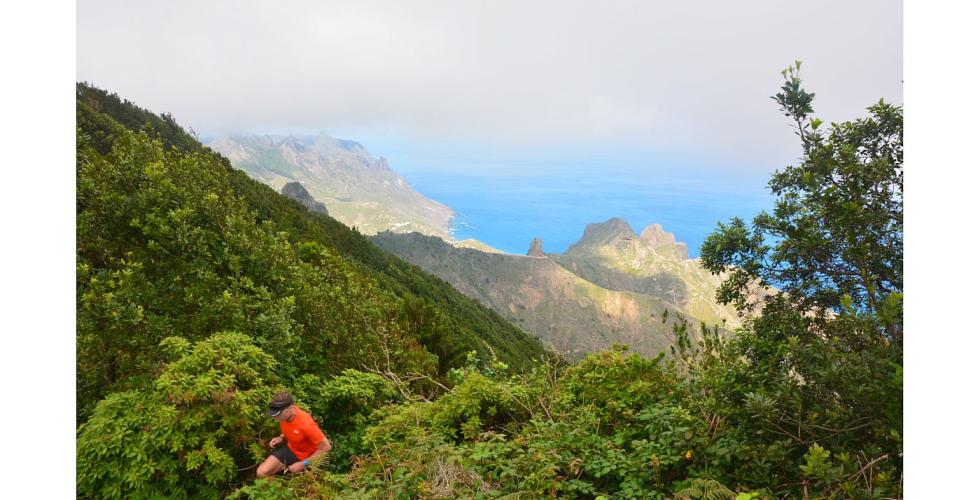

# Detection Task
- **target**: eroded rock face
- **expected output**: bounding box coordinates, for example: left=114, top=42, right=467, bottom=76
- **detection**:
left=281, top=181, right=328, bottom=214
left=669, top=242, right=690, bottom=260
left=527, top=237, right=545, bottom=257
left=639, top=223, right=675, bottom=246
left=640, top=224, right=688, bottom=260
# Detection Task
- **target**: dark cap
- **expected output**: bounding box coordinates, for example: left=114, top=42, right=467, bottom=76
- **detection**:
left=267, top=391, right=294, bottom=417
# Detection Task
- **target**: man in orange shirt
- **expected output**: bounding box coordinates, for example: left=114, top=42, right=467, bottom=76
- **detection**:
left=257, top=391, right=332, bottom=478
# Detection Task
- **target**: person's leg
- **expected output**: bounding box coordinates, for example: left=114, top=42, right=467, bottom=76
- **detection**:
left=257, top=446, right=299, bottom=478
left=256, top=455, right=284, bottom=478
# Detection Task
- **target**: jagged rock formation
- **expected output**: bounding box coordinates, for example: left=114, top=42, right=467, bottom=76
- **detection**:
left=527, top=238, right=545, bottom=257
left=281, top=181, right=328, bottom=214
left=207, top=134, right=454, bottom=238
left=640, top=223, right=689, bottom=260
left=556, top=218, right=743, bottom=327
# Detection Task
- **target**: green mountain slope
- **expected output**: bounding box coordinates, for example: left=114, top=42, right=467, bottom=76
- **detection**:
left=370, top=219, right=762, bottom=359
left=76, top=83, right=546, bottom=418
left=371, top=231, right=711, bottom=359
left=208, top=133, right=455, bottom=238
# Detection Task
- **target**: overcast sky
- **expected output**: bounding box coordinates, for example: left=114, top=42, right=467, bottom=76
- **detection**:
left=77, top=0, right=902, bottom=170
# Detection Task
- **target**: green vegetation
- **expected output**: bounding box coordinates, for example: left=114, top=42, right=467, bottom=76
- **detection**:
left=76, top=83, right=545, bottom=389
left=76, top=82, right=546, bottom=495
left=77, top=62, right=901, bottom=499
left=77, top=119, right=439, bottom=417
left=77, top=333, right=280, bottom=498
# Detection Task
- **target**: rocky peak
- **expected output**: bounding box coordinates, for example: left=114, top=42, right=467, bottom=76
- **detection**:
left=668, top=242, right=690, bottom=260
left=281, top=182, right=328, bottom=215
left=639, top=223, right=676, bottom=246
left=527, top=238, right=545, bottom=257
left=567, top=217, right=638, bottom=254
left=640, top=223, right=688, bottom=260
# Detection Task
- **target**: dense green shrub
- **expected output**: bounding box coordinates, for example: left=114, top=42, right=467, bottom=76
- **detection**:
left=76, top=333, right=279, bottom=498
left=290, top=369, right=401, bottom=473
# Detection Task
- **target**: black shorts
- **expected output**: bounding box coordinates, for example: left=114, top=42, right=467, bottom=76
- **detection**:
left=271, top=445, right=300, bottom=467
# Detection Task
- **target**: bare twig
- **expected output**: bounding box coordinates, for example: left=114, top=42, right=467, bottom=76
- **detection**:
left=849, top=453, right=889, bottom=488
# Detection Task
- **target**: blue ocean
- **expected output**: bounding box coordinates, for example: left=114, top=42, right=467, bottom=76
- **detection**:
left=370, top=147, right=778, bottom=258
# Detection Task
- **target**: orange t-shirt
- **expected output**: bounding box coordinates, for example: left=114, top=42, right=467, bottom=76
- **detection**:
left=279, top=407, right=326, bottom=460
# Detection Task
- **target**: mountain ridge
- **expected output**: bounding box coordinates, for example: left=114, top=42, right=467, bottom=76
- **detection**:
left=371, top=216, right=764, bottom=358
left=371, top=231, right=709, bottom=359
left=208, top=133, right=455, bottom=238
left=553, top=218, right=747, bottom=327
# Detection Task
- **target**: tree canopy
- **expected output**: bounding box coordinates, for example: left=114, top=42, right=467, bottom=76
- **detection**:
left=702, top=61, right=903, bottom=343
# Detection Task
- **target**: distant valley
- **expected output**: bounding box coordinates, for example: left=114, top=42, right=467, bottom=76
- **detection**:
left=372, top=218, right=756, bottom=359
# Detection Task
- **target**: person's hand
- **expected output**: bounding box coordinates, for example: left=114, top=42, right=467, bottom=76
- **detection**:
left=287, top=461, right=305, bottom=473
left=269, top=436, right=283, bottom=448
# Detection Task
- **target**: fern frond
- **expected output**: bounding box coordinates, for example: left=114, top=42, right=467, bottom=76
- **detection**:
left=673, top=477, right=737, bottom=500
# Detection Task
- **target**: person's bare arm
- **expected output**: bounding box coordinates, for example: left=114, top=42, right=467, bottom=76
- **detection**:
left=269, top=434, right=285, bottom=448
left=288, top=438, right=331, bottom=472
left=309, top=436, right=332, bottom=459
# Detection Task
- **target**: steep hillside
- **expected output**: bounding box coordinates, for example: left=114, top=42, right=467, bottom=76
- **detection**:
left=75, top=83, right=546, bottom=394
left=208, top=134, right=454, bottom=238
left=372, top=232, right=709, bottom=359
